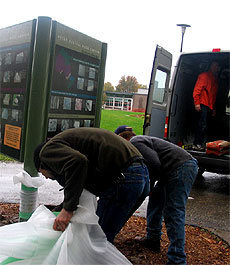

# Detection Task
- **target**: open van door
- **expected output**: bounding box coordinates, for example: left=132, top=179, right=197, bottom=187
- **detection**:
left=143, top=45, right=172, bottom=138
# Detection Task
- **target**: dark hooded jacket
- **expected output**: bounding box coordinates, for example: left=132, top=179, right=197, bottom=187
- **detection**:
left=39, top=128, right=143, bottom=211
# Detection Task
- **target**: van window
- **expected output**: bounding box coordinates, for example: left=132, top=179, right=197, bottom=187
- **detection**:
left=152, top=68, right=167, bottom=103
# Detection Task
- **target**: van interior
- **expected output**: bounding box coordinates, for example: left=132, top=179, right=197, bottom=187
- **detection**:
left=168, top=52, right=229, bottom=149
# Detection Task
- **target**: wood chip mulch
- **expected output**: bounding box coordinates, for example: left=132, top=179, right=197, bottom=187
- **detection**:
left=0, top=203, right=229, bottom=265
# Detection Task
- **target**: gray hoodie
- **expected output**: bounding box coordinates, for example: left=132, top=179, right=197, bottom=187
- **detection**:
left=130, top=135, right=193, bottom=184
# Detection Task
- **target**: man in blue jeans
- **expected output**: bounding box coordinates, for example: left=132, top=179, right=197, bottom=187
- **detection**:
left=116, top=126, right=198, bottom=265
left=33, top=127, right=150, bottom=243
left=96, top=160, right=149, bottom=242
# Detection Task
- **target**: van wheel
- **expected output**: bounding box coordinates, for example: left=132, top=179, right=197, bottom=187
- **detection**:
left=197, top=168, right=205, bottom=178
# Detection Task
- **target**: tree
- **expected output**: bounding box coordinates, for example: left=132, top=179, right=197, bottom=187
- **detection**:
left=116, top=76, right=139, bottom=93
left=102, top=82, right=114, bottom=106
left=103, top=82, right=114, bottom=91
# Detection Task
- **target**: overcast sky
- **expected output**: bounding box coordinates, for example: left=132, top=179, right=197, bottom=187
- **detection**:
left=0, top=0, right=229, bottom=86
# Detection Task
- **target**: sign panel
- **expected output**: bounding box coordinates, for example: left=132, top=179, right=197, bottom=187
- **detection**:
left=47, top=22, right=103, bottom=138
left=0, top=21, right=34, bottom=160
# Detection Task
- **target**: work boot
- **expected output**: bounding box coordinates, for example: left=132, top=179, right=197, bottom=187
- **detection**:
left=135, top=236, right=161, bottom=252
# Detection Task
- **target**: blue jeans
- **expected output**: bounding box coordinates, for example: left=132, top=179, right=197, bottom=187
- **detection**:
left=146, top=158, right=198, bottom=265
left=96, top=162, right=150, bottom=243
left=194, top=104, right=212, bottom=145
left=146, top=180, right=165, bottom=240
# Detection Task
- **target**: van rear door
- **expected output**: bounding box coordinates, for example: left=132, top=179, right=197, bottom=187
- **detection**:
left=143, top=45, right=172, bottom=137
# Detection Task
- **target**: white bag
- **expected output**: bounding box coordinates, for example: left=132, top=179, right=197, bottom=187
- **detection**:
left=13, top=170, right=46, bottom=188
left=0, top=189, right=132, bottom=265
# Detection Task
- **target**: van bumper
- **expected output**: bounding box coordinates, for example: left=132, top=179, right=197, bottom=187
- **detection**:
left=188, top=151, right=230, bottom=175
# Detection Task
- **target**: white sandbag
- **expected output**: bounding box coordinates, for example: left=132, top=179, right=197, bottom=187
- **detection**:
left=0, top=189, right=132, bottom=265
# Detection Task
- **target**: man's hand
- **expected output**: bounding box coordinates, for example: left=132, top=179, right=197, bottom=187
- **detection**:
left=195, top=104, right=201, bottom=112
left=53, top=208, right=73, bottom=232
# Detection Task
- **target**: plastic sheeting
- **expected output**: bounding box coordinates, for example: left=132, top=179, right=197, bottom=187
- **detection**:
left=13, top=171, right=45, bottom=188
left=0, top=189, right=132, bottom=265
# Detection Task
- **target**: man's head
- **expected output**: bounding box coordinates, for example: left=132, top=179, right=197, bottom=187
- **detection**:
left=114, top=125, right=133, bottom=135
left=209, top=61, right=220, bottom=76
left=115, top=125, right=136, bottom=141
left=33, top=142, right=56, bottom=180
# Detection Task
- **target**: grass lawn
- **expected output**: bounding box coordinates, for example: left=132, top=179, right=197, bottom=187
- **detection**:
left=0, top=153, right=15, bottom=162
left=100, top=109, right=145, bottom=135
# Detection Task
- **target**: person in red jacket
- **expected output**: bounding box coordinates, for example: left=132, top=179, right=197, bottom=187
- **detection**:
left=193, top=61, right=220, bottom=151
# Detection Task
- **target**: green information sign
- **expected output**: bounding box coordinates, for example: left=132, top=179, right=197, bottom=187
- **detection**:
left=0, top=17, right=107, bottom=170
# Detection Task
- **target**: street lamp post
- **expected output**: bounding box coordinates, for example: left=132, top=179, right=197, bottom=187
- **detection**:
left=177, top=24, right=191, bottom=52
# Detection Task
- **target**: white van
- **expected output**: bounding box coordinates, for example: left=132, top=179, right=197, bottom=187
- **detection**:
left=144, top=45, right=229, bottom=176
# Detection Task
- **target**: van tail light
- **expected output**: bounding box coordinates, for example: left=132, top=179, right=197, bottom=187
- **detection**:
left=164, top=116, right=169, bottom=138
left=212, top=48, right=221, bottom=52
